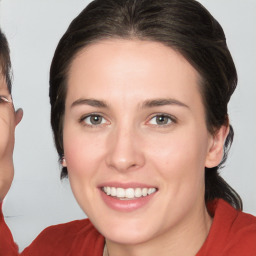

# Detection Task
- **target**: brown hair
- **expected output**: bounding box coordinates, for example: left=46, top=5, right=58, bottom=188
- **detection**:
left=0, top=28, right=12, bottom=92
left=49, top=0, right=242, bottom=209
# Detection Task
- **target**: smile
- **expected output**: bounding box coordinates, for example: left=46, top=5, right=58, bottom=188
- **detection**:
left=102, top=187, right=157, bottom=200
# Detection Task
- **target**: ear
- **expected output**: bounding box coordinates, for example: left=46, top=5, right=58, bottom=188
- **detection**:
left=205, top=125, right=230, bottom=168
left=15, top=108, right=23, bottom=126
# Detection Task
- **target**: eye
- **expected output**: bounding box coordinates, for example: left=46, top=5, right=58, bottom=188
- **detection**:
left=0, top=95, right=10, bottom=103
left=148, top=114, right=174, bottom=126
left=80, top=114, right=108, bottom=126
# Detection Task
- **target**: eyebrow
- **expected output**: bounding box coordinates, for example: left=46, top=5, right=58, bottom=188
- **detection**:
left=141, top=98, right=189, bottom=109
left=71, top=98, right=108, bottom=108
left=70, top=98, right=189, bottom=110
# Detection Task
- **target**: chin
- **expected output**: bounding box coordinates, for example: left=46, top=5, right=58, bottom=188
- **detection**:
left=104, top=227, right=155, bottom=245
left=90, top=213, right=159, bottom=245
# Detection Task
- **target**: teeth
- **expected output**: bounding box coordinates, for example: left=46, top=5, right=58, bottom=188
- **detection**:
left=111, top=187, right=117, bottom=196
left=142, top=188, right=148, bottom=196
left=102, top=187, right=157, bottom=199
left=116, top=188, right=125, bottom=198
left=148, top=188, right=156, bottom=195
left=135, top=188, right=142, bottom=197
left=126, top=188, right=134, bottom=198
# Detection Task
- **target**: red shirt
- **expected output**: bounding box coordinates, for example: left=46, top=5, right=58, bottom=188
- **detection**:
left=1, top=199, right=256, bottom=255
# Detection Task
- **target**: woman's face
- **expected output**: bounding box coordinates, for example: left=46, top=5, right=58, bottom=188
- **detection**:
left=63, top=39, right=217, bottom=245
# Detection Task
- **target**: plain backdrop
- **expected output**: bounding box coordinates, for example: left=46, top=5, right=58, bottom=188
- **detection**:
left=0, top=0, right=255, bottom=251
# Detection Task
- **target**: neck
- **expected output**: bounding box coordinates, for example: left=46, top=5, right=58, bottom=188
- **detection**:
left=105, top=202, right=212, bottom=256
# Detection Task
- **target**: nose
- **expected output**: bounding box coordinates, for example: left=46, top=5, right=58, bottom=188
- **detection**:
left=105, top=125, right=145, bottom=172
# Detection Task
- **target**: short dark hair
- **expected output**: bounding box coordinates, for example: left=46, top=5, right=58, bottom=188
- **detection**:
left=49, top=0, right=242, bottom=209
left=0, top=28, right=12, bottom=92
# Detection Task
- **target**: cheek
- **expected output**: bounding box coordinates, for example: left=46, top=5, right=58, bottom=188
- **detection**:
left=145, top=127, right=209, bottom=186
left=148, top=129, right=208, bottom=162
left=62, top=126, right=111, bottom=214
left=63, top=127, right=105, bottom=176
left=62, top=128, right=104, bottom=212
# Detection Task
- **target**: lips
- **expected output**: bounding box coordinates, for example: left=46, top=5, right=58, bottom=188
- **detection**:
left=102, top=186, right=157, bottom=199
left=98, top=182, right=158, bottom=211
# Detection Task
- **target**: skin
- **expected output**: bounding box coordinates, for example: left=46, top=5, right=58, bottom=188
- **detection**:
left=0, top=73, right=22, bottom=202
left=62, top=39, right=228, bottom=256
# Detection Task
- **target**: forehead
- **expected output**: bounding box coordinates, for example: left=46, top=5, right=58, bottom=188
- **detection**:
left=0, top=59, right=7, bottom=84
left=0, top=51, right=7, bottom=72
left=0, top=73, right=6, bottom=91
left=0, top=59, right=4, bottom=77
left=0, top=59, right=9, bottom=92
left=0, top=58, right=5, bottom=81
left=66, top=39, right=202, bottom=107
left=69, top=39, right=198, bottom=76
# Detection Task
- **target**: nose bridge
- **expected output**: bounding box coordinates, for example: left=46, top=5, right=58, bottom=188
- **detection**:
left=106, top=120, right=144, bottom=172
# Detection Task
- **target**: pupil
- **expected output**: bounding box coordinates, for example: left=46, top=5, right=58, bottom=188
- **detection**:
left=157, top=116, right=167, bottom=125
left=91, top=115, right=102, bottom=124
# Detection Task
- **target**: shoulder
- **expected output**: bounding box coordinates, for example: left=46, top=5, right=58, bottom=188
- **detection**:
left=216, top=199, right=256, bottom=236
left=197, top=199, right=256, bottom=256
left=224, top=202, right=256, bottom=253
left=22, top=218, right=105, bottom=256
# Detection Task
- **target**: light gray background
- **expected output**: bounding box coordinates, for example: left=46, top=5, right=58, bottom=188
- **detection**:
left=0, top=0, right=255, bottom=251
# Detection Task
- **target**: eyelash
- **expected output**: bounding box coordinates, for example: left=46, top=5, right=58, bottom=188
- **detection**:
left=147, top=114, right=177, bottom=127
left=79, top=113, right=177, bottom=128
left=79, top=113, right=109, bottom=127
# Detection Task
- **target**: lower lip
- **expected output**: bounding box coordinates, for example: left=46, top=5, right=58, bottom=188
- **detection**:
left=99, top=189, right=157, bottom=212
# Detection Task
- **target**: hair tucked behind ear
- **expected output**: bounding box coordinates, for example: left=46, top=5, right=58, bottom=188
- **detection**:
left=50, top=0, right=242, bottom=210
left=205, top=125, right=242, bottom=209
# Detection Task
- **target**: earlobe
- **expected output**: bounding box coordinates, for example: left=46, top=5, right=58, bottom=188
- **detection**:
left=205, top=125, right=230, bottom=168
left=61, top=155, right=67, bottom=167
